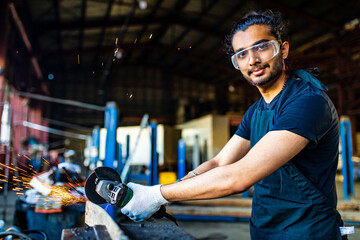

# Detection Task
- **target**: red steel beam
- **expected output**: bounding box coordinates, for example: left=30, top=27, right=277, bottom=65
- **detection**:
left=0, top=0, right=9, bottom=102
left=9, top=3, right=43, bottom=79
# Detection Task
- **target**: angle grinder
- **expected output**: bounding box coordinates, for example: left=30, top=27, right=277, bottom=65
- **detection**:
left=84, top=166, right=177, bottom=225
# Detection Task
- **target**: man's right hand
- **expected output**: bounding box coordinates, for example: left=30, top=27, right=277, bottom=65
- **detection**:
left=121, top=183, right=170, bottom=222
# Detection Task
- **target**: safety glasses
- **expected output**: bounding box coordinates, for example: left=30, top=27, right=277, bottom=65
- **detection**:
left=231, top=40, right=280, bottom=70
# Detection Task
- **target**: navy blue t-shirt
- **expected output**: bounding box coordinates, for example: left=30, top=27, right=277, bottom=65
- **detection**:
left=235, top=73, right=339, bottom=205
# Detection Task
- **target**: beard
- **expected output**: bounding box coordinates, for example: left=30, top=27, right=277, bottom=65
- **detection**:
left=242, top=54, right=284, bottom=87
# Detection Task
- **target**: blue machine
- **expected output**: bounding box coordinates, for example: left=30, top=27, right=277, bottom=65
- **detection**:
left=127, top=123, right=159, bottom=185
left=118, top=116, right=159, bottom=187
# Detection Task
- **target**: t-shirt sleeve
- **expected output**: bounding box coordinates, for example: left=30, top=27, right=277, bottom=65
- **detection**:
left=271, top=93, right=333, bottom=144
left=235, top=102, right=258, bottom=140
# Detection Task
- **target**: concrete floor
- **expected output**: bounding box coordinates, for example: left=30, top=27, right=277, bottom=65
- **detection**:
left=120, top=218, right=250, bottom=240
left=179, top=221, right=360, bottom=240
left=178, top=221, right=250, bottom=240
left=125, top=218, right=360, bottom=240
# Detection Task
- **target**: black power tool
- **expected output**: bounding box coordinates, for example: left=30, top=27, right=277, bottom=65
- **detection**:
left=84, top=166, right=177, bottom=225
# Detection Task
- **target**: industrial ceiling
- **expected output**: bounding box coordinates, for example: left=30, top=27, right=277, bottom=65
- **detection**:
left=5, top=0, right=360, bottom=130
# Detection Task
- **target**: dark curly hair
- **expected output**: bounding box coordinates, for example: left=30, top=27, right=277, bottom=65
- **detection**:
left=224, top=10, right=289, bottom=56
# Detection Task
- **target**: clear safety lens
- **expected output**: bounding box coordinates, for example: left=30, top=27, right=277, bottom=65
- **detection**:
left=231, top=40, right=280, bottom=70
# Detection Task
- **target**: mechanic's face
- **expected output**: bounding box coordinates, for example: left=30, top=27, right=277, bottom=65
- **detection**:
left=232, top=25, right=289, bottom=87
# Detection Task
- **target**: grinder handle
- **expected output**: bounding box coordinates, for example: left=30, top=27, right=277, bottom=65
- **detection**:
left=118, top=186, right=133, bottom=208
left=152, top=205, right=167, bottom=219
left=152, top=205, right=178, bottom=226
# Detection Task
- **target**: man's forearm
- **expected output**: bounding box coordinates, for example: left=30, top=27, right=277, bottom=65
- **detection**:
left=162, top=164, right=242, bottom=201
left=162, top=131, right=309, bottom=202
left=181, top=158, right=219, bottom=180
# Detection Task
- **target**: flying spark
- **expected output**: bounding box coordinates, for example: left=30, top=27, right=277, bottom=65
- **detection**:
left=0, top=155, right=86, bottom=206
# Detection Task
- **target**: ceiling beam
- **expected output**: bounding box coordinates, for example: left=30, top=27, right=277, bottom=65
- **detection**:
left=52, top=0, right=62, bottom=54
left=179, top=0, right=247, bottom=84
left=133, top=0, right=163, bottom=45
left=89, top=0, right=114, bottom=101
left=174, top=0, right=219, bottom=46
left=96, top=0, right=114, bottom=51
left=46, top=60, right=233, bottom=87
left=43, top=42, right=234, bottom=73
left=162, top=0, right=219, bottom=71
left=52, top=0, right=66, bottom=102
left=9, top=3, right=43, bottom=79
left=259, top=0, right=339, bottom=32
left=33, top=15, right=221, bottom=38
left=134, top=0, right=190, bottom=69
left=122, top=0, right=163, bottom=64
left=77, top=0, right=87, bottom=66
left=97, top=0, right=137, bottom=99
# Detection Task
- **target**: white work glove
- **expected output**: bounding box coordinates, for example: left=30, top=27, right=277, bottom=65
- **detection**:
left=121, top=182, right=170, bottom=222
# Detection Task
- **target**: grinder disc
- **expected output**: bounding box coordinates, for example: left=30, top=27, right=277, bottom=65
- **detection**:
left=94, top=166, right=121, bottom=182
left=84, top=171, right=107, bottom=204
left=85, top=167, right=122, bottom=205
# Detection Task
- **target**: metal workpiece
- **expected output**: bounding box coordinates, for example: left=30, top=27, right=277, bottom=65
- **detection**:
left=61, top=225, right=113, bottom=240
left=120, top=224, right=195, bottom=240
left=80, top=201, right=194, bottom=240
left=62, top=222, right=196, bottom=240
left=84, top=201, right=128, bottom=240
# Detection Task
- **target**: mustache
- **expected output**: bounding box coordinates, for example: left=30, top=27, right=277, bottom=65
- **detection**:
left=248, top=64, right=270, bottom=75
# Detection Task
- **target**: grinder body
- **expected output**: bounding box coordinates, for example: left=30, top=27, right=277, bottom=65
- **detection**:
left=93, top=178, right=133, bottom=208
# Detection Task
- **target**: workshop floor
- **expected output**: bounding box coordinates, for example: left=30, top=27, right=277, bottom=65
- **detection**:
left=120, top=218, right=251, bottom=240
left=123, top=218, right=360, bottom=240
left=178, top=220, right=251, bottom=240
left=1, top=185, right=360, bottom=240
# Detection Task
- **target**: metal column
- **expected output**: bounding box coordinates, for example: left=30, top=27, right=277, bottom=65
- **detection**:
left=117, top=135, right=130, bottom=174
left=178, top=139, right=186, bottom=179
left=148, top=123, right=158, bottom=186
left=125, top=134, right=130, bottom=161
left=340, top=117, right=355, bottom=201
left=103, top=102, right=118, bottom=217
left=91, top=126, right=100, bottom=170
left=104, top=102, right=118, bottom=168
left=192, top=135, right=200, bottom=169
left=116, top=143, right=123, bottom=173
left=1, top=102, right=11, bottom=221
left=0, top=0, right=9, bottom=103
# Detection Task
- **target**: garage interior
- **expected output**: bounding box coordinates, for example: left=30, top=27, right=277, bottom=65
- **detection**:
left=0, top=0, right=360, bottom=239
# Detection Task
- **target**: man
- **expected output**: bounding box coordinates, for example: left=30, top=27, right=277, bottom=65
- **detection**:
left=121, top=10, right=345, bottom=239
